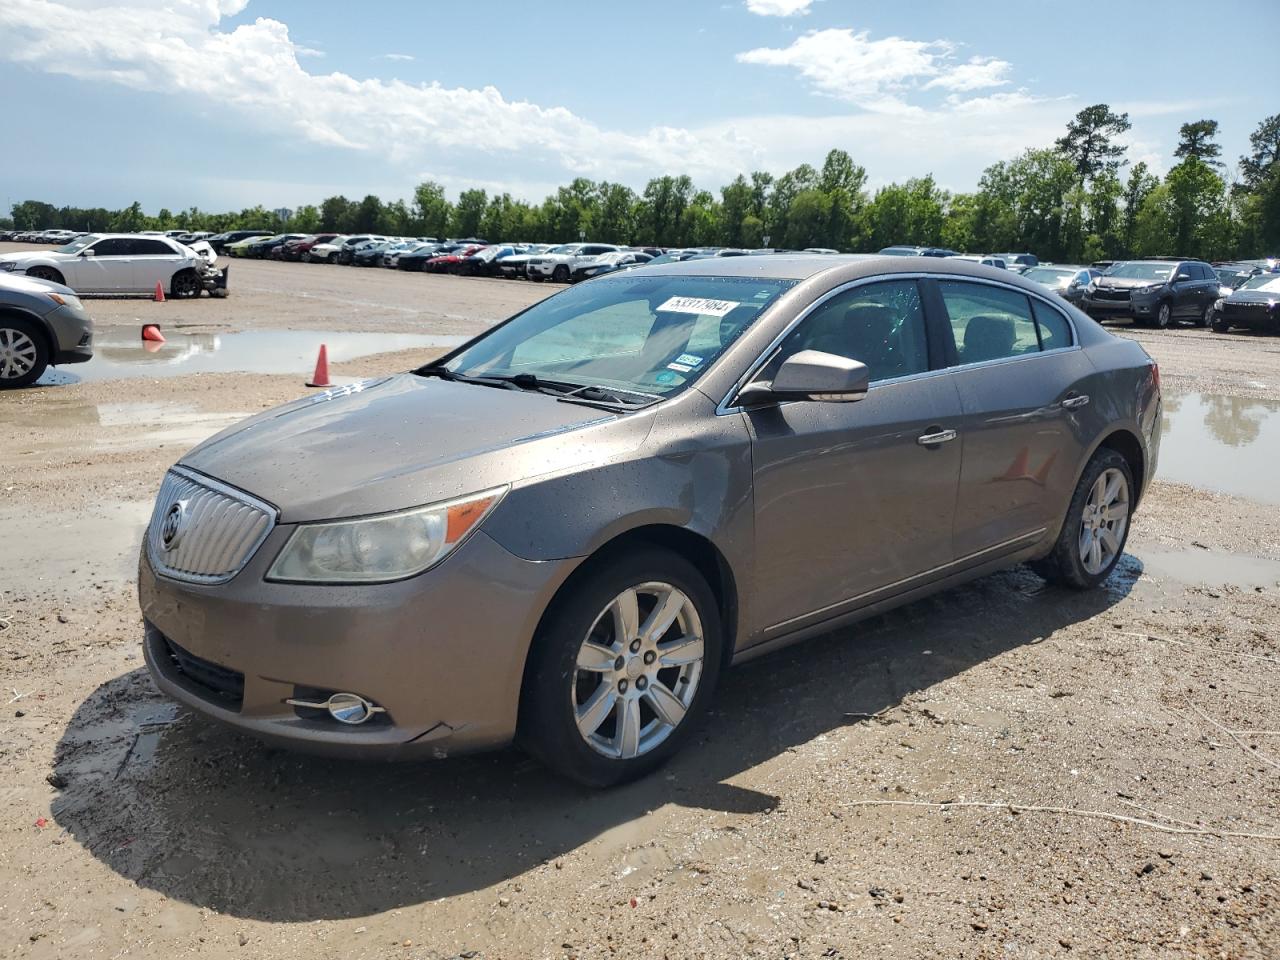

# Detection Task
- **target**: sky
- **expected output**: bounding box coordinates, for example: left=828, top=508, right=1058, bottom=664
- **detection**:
left=0, top=0, right=1274, bottom=214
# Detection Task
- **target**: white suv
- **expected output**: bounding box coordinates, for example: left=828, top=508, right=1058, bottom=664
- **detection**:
left=526, top=243, right=620, bottom=282
left=0, top=233, right=212, bottom=297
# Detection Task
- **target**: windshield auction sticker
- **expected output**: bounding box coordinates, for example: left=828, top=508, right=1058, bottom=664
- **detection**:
left=657, top=296, right=740, bottom=318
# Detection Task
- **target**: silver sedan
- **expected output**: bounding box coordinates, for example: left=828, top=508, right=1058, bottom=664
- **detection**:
left=139, top=256, right=1161, bottom=785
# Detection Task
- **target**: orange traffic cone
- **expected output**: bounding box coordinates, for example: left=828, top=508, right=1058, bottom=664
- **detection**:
left=153, top=282, right=165, bottom=303
left=141, top=323, right=166, bottom=343
left=306, top=344, right=331, bottom=387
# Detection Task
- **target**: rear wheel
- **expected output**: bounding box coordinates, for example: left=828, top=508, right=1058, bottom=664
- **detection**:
left=1031, top=449, right=1133, bottom=589
left=519, top=547, right=723, bottom=787
left=1197, top=302, right=1214, bottom=327
left=26, top=266, right=63, bottom=285
left=0, top=318, right=49, bottom=388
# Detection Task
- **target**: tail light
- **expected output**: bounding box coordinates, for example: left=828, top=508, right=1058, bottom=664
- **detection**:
left=1149, top=360, right=1160, bottom=391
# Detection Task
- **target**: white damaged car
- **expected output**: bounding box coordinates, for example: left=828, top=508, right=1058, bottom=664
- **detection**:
left=0, top=233, right=226, bottom=298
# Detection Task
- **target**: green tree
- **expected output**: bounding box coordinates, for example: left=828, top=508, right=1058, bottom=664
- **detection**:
left=1239, top=114, right=1280, bottom=191
left=450, top=189, right=488, bottom=237
left=594, top=182, right=638, bottom=244
left=1120, top=162, right=1158, bottom=256
left=859, top=176, right=947, bottom=251
left=1055, top=103, right=1131, bottom=180
left=638, top=175, right=694, bottom=244
left=1174, top=119, right=1223, bottom=169
left=720, top=175, right=754, bottom=247
left=411, top=182, right=452, bottom=237
left=109, top=201, right=148, bottom=233
left=289, top=204, right=322, bottom=233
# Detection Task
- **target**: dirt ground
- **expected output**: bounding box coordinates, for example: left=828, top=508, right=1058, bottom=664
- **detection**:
left=1, top=249, right=1278, bottom=959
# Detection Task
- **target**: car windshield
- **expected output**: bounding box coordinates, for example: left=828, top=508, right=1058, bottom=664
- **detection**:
left=439, top=275, right=797, bottom=399
left=1240, top=274, right=1280, bottom=292
left=1216, top=268, right=1253, bottom=287
left=1023, top=267, right=1074, bottom=284
left=546, top=244, right=581, bottom=255
left=56, top=235, right=99, bottom=254
left=1105, top=262, right=1174, bottom=281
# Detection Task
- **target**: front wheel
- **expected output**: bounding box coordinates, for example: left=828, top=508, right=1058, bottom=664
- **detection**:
left=519, top=547, right=723, bottom=787
left=552, top=265, right=570, bottom=283
left=1212, top=318, right=1231, bottom=332
left=0, top=318, right=49, bottom=388
left=1030, top=449, right=1133, bottom=589
left=1153, top=302, right=1171, bottom=329
left=170, top=270, right=201, bottom=299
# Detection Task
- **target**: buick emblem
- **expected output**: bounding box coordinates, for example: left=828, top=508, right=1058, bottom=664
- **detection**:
left=161, top=500, right=188, bottom=551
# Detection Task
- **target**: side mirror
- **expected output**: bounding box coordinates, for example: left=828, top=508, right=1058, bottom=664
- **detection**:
left=738, top=350, right=870, bottom=406
left=80, top=248, right=95, bottom=257
left=1176, top=273, right=1191, bottom=281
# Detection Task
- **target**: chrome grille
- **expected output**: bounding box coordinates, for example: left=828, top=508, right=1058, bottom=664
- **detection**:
left=146, top=467, right=277, bottom=584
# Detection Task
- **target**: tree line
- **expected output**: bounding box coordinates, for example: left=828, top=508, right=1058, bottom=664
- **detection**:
left=8, top=108, right=1278, bottom=262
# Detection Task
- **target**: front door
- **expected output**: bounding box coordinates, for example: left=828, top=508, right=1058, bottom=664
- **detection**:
left=745, top=279, right=964, bottom=639
left=63, top=237, right=134, bottom=293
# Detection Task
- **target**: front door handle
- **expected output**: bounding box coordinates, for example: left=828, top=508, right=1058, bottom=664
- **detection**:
left=1061, top=394, right=1090, bottom=410
left=917, top=428, right=958, bottom=446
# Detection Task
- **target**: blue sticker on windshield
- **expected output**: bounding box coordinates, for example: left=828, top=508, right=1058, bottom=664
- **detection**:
left=656, top=371, right=679, bottom=384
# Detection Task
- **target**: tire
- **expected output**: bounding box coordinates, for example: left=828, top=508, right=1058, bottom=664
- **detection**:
left=170, top=270, right=201, bottom=299
left=552, top=264, right=570, bottom=283
left=26, top=266, right=64, bottom=285
left=0, top=317, right=49, bottom=388
left=1030, top=448, right=1134, bottom=590
left=1197, top=303, right=1214, bottom=328
left=1153, top=301, right=1171, bottom=329
left=519, top=546, right=723, bottom=787
left=1212, top=318, right=1231, bottom=333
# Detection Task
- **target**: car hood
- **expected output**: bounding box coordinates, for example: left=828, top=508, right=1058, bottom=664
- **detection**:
left=0, top=250, right=69, bottom=264
left=179, top=373, right=637, bottom=522
left=1095, top=276, right=1168, bottom=290
left=1226, top=289, right=1280, bottom=304
left=0, top=271, right=75, bottom=296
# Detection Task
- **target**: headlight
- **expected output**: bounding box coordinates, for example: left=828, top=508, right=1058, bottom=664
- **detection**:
left=0, top=261, right=18, bottom=272
left=1136, top=284, right=1162, bottom=295
left=266, top=487, right=507, bottom=583
left=46, top=292, right=83, bottom=310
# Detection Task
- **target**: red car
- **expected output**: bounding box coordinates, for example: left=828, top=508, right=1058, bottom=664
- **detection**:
left=424, top=244, right=483, bottom=274
left=279, top=233, right=342, bottom=262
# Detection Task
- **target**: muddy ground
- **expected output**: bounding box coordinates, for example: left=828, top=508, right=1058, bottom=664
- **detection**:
left=1, top=249, right=1278, bottom=959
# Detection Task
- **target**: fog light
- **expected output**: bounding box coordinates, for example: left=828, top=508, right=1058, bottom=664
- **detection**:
left=285, top=691, right=386, bottom=725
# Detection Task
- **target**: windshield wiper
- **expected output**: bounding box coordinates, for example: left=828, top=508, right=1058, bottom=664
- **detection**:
left=417, top=367, right=660, bottom=408
left=414, top=364, right=524, bottom=390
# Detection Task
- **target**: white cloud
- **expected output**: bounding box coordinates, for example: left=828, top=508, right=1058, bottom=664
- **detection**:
left=0, top=0, right=756, bottom=184
left=737, top=29, right=1012, bottom=112
left=924, top=55, right=1011, bottom=92
left=295, top=45, right=324, bottom=58
left=378, top=53, right=415, bottom=62
left=744, top=0, right=813, bottom=16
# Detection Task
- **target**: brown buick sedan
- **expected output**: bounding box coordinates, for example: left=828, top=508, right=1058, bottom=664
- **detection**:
left=140, top=255, right=1161, bottom=785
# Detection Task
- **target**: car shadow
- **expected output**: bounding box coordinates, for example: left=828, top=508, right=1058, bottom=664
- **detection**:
left=51, top=559, right=1140, bottom=921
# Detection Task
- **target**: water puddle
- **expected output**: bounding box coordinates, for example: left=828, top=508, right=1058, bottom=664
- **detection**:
left=0, top=398, right=248, bottom=456
left=1141, top=547, right=1280, bottom=588
left=1159, top=392, right=1280, bottom=504
left=0, top=500, right=152, bottom=584
left=37, top=328, right=465, bottom=384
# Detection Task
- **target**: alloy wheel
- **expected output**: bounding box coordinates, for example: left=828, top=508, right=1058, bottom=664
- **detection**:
left=572, top=581, right=705, bottom=760
left=172, top=272, right=201, bottom=298
left=1156, top=303, right=1170, bottom=328
left=0, top=327, right=39, bottom=381
left=1078, top=467, right=1129, bottom=575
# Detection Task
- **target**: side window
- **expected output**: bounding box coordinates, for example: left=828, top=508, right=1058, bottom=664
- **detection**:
left=134, top=239, right=175, bottom=256
left=90, top=238, right=131, bottom=256
left=761, top=280, right=929, bottom=384
left=1031, top=299, right=1074, bottom=351
left=938, top=280, right=1040, bottom=364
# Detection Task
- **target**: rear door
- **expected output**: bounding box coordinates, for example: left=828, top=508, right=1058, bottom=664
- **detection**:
left=130, top=238, right=187, bottom=294
left=745, top=279, right=964, bottom=638
left=931, top=278, right=1095, bottom=559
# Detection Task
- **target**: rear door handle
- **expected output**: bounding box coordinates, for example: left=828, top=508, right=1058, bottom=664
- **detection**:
left=917, top=428, right=957, bottom=445
left=1061, top=394, right=1090, bottom=410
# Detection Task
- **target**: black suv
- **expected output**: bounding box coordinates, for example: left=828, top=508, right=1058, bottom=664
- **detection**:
left=1081, top=259, right=1220, bottom=328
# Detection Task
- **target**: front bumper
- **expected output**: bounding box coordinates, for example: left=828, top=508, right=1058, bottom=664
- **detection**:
left=139, top=528, right=582, bottom=759
left=46, top=303, right=94, bottom=364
